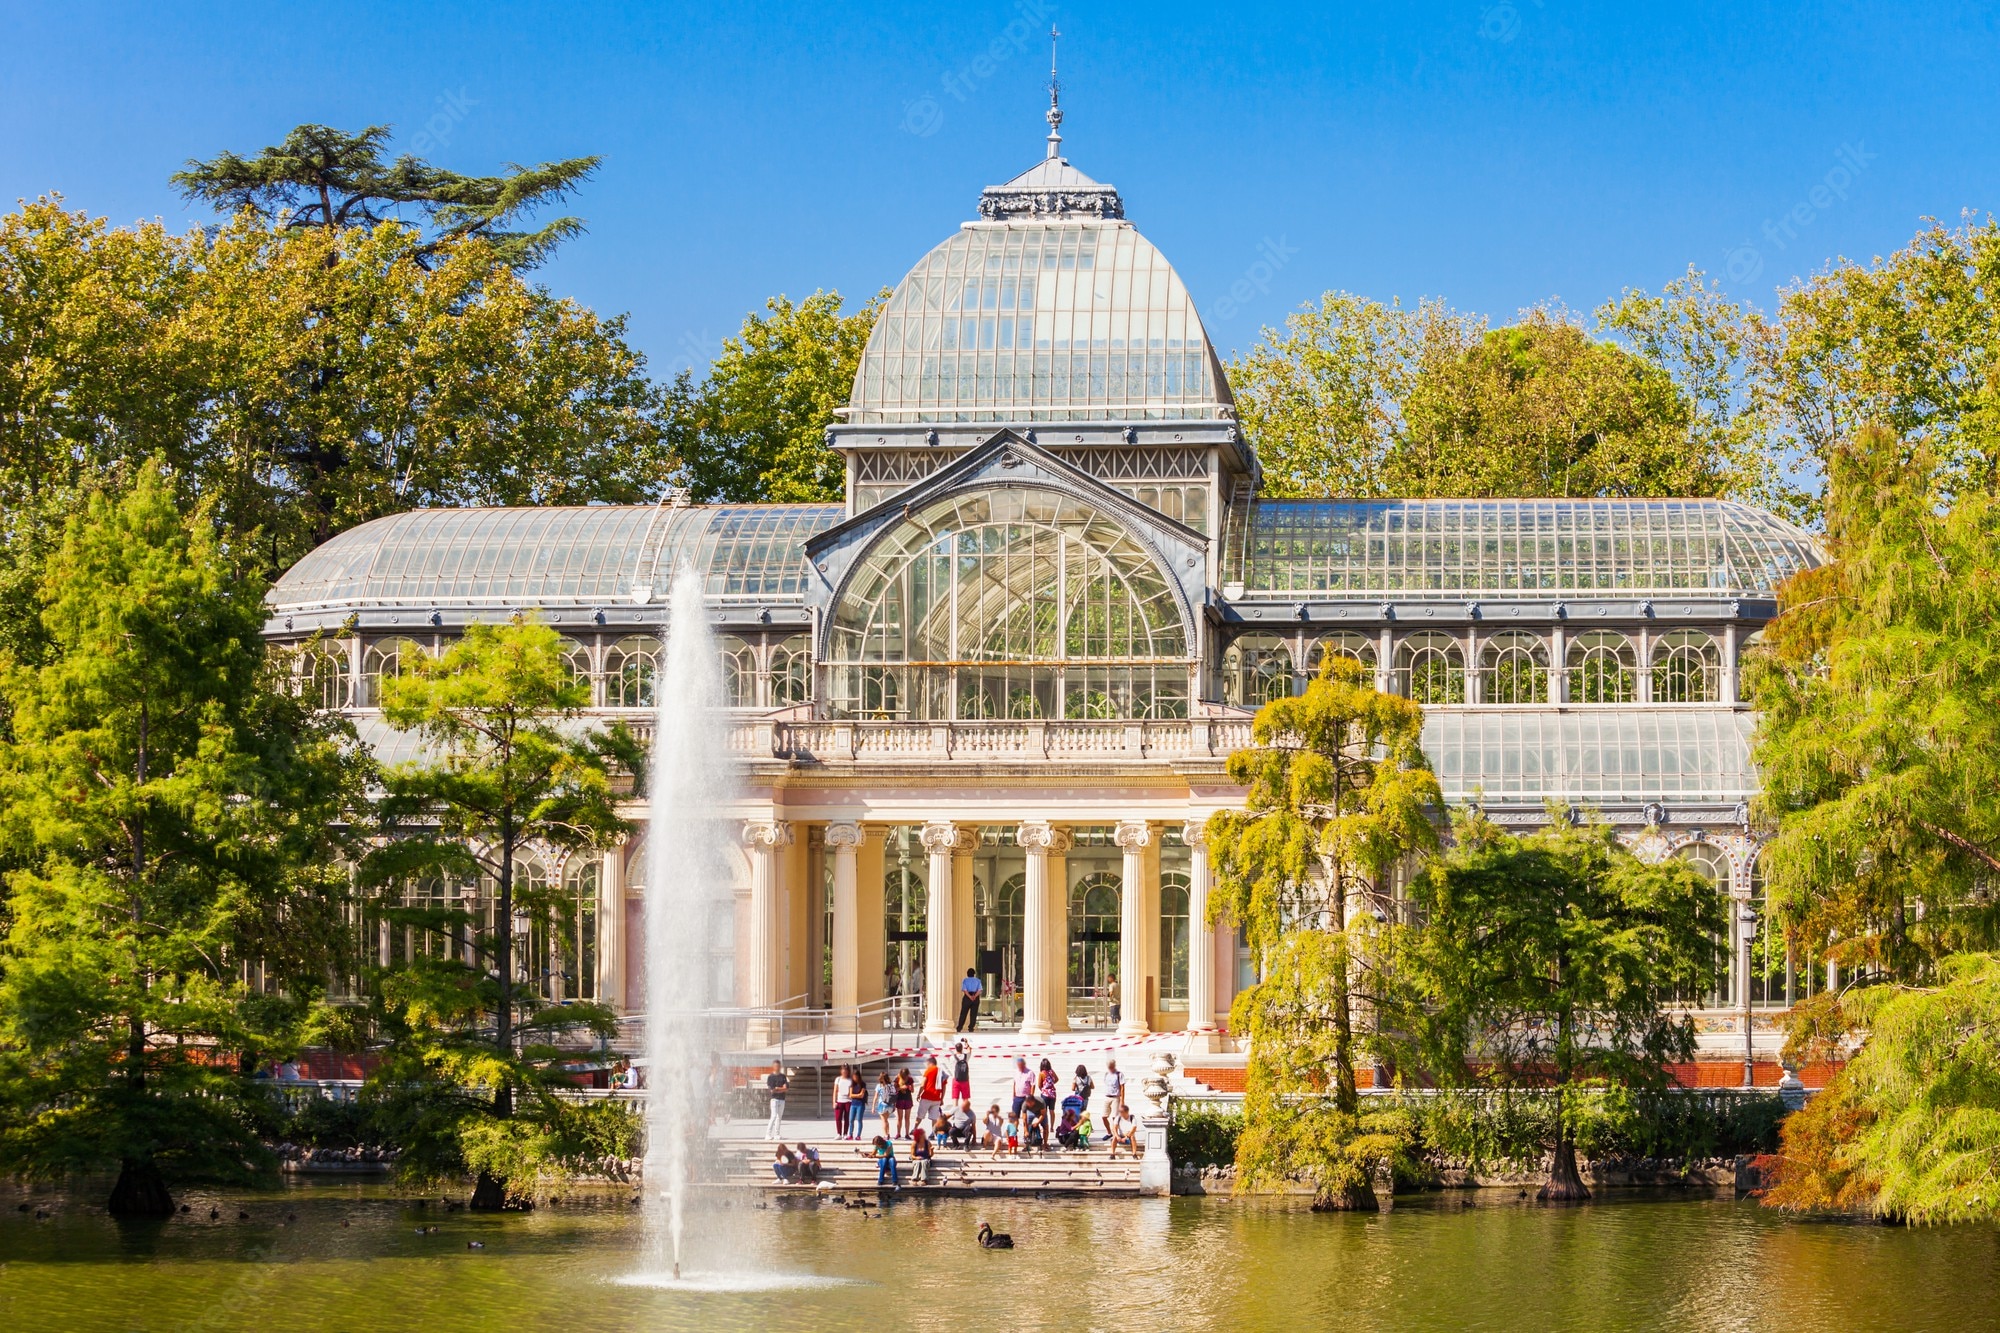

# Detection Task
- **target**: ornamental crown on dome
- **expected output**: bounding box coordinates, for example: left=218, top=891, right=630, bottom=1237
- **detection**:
left=976, top=157, right=1126, bottom=221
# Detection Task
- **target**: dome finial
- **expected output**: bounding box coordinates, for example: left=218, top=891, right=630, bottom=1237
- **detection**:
left=1045, top=26, right=1063, bottom=160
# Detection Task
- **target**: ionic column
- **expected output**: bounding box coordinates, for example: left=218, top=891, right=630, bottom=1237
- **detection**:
left=598, top=839, right=626, bottom=1010
left=741, top=821, right=793, bottom=1018
left=825, top=822, right=863, bottom=1014
left=1115, top=820, right=1153, bottom=1037
left=921, top=821, right=965, bottom=1042
left=1017, top=821, right=1073, bottom=1041
left=1182, top=820, right=1216, bottom=1033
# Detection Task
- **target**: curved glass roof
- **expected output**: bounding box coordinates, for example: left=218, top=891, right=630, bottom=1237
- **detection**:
left=1425, top=707, right=1757, bottom=803
left=268, top=504, right=842, bottom=611
left=848, top=221, right=1231, bottom=424
left=1223, top=499, right=1822, bottom=599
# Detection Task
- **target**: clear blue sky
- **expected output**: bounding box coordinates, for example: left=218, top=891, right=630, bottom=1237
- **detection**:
left=5, top=1, right=1996, bottom=376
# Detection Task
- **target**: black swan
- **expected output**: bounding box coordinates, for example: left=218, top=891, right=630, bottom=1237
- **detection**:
left=976, top=1222, right=1014, bottom=1249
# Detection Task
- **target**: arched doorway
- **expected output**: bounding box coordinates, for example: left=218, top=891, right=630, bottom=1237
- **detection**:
left=1069, top=871, right=1121, bottom=1028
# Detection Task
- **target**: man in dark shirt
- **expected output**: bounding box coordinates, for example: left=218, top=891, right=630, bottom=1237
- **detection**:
left=765, top=1066, right=789, bottom=1139
left=956, top=968, right=983, bottom=1031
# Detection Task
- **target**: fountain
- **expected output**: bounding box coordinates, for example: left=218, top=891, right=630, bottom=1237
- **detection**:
left=639, top=562, right=735, bottom=1283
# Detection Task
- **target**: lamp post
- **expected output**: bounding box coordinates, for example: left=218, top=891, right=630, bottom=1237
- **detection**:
left=1739, top=899, right=1758, bottom=1089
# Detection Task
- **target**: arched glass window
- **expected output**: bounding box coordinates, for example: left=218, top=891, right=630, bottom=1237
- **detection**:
left=1068, top=872, right=1122, bottom=1015
left=1568, top=631, right=1636, bottom=704
left=1398, top=633, right=1465, bottom=704
left=554, top=637, right=593, bottom=703
left=1653, top=630, right=1721, bottom=703
left=1675, top=841, right=1733, bottom=1007
left=545, top=857, right=599, bottom=1003
left=719, top=634, right=759, bottom=708
left=771, top=634, right=811, bottom=707
left=1159, top=870, right=1191, bottom=1009
left=295, top=643, right=352, bottom=710
left=827, top=487, right=1190, bottom=722
left=1480, top=632, right=1548, bottom=705
left=360, top=636, right=425, bottom=707
left=603, top=635, right=662, bottom=708
left=1222, top=633, right=1294, bottom=707
left=1747, top=850, right=1818, bottom=1009
left=1305, top=632, right=1376, bottom=676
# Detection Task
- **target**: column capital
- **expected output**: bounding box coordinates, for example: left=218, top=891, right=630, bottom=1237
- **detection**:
left=823, top=821, right=864, bottom=851
left=920, top=820, right=969, bottom=854
left=1114, top=819, right=1153, bottom=850
left=741, top=819, right=794, bottom=849
left=1017, top=820, right=1073, bottom=854
left=1180, top=818, right=1210, bottom=849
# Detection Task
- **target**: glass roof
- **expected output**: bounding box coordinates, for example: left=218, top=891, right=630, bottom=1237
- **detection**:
left=847, top=221, right=1231, bottom=424
left=1424, top=707, right=1757, bottom=803
left=268, top=504, right=843, bottom=611
left=1223, top=499, right=1821, bottom=598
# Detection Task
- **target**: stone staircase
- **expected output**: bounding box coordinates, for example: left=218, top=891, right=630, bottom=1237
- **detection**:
left=710, top=1134, right=1147, bottom=1195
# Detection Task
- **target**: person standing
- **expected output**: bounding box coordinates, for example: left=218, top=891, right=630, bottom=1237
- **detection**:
left=893, top=1067, right=915, bottom=1138
left=832, top=1065, right=853, bottom=1139
left=764, top=1066, right=789, bottom=1140
left=873, top=1070, right=896, bottom=1140
left=1009, top=1056, right=1032, bottom=1124
left=956, top=967, right=983, bottom=1031
left=916, top=1054, right=945, bottom=1129
left=1036, top=1059, right=1059, bottom=1140
left=950, top=1041, right=973, bottom=1106
left=1103, top=1058, right=1125, bottom=1124
left=847, top=1067, right=868, bottom=1139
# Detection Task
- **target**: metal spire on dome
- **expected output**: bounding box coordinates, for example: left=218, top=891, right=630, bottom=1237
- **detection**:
left=1045, top=26, right=1063, bottom=159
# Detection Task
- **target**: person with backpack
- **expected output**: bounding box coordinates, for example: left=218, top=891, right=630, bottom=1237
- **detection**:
left=950, top=1041, right=973, bottom=1105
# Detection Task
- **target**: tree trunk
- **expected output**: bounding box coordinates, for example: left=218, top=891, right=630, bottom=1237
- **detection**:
left=1312, top=1180, right=1380, bottom=1213
left=469, top=1170, right=507, bottom=1212
left=1539, top=1137, right=1591, bottom=1202
left=495, top=827, right=514, bottom=1120
left=108, top=1157, right=174, bottom=1218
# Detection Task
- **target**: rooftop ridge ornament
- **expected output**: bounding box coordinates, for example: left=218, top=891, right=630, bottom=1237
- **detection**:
left=976, top=31, right=1125, bottom=223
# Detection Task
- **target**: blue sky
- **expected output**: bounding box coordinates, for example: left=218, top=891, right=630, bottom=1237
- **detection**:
left=4, top=2, right=1997, bottom=376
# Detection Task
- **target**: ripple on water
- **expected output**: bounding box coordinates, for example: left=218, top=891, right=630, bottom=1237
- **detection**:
left=614, top=1271, right=866, bottom=1293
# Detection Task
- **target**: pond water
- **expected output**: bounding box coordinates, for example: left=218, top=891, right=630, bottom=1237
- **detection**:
left=2, top=1181, right=1994, bottom=1332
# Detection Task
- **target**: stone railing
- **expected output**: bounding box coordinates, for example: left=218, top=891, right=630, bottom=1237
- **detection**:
left=618, top=715, right=1253, bottom=764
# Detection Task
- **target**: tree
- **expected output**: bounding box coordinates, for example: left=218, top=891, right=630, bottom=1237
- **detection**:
left=1748, top=427, right=2000, bottom=986
left=1397, top=810, right=1725, bottom=1200
left=174, top=123, right=599, bottom=270
left=1205, top=656, right=1440, bottom=1209
left=0, top=463, right=361, bottom=1215
left=679, top=290, right=887, bottom=503
left=0, top=199, right=676, bottom=584
left=364, top=616, right=637, bottom=1209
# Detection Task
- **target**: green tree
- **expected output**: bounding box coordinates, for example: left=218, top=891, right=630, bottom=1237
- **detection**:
left=680, top=289, right=887, bottom=503
left=364, top=617, right=636, bottom=1208
left=0, top=463, right=361, bottom=1215
left=1205, top=656, right=1440, bottom=1209
left=1748, top=427, right=2000, bottom=986
left=1397, top=810, right=1725, bottom=1199
left=174, top=122, right=599, bottom=270
left=0, top=199, right=676, bottom=584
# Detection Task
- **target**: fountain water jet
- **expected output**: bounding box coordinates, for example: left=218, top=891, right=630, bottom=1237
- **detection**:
left=639, top=562, right=735, bottom=1281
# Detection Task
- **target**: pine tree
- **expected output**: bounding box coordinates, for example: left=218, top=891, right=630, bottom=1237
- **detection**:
left=0, top=463, right=361, bottom=1215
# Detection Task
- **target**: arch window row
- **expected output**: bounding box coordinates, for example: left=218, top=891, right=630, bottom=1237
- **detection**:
left=292, top=632, right=813, bottom=712
left=1221, top=628, right=1731, bottom=708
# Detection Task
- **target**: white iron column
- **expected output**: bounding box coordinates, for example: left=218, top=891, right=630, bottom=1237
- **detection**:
left=741, top=821, right=793, bottom=1014
left=921, top=821, right=965, bottom=1042
left=1017, top=822, right=1071, bottom=1041
left=1550, top=624, right=1567, bottom=704
left=1182, top=820, right=1216, bottom=1034
left=825, top=822, right=863, bottom=1013
left=1115, top=820, right=1153, bottom=1037
left=1723, top=621, right=1740, bottom=704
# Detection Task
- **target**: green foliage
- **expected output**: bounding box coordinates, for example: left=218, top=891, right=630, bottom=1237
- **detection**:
left=0, top=464, right=362, bottom=1208
left=1748, top=429, right=2000, bottom=984
left=677, top=290, right=888, bottom=502
left=0, top=199, right=677, bottom=592
left=1231, top=299, right=1723, bottom=501
left=1167, top=1104, right=1243, bottom=1169
left=173, top=122, right=600, bottom=270
left=1409, top=1087, right=1785, bottom=1173
left=1206, top=657, right=1439, bottom=1206
left=1765, top=954, right=2000, bottom=1223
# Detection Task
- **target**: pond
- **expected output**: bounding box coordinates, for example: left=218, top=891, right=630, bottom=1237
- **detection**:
left=2, top=1181, right=1994, bottom=1332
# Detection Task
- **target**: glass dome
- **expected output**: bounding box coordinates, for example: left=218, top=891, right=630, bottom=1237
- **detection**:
left=268, top=504, right=843, bottom=611
left=847, top=218, right=1231, bottom=425
left=825, top=485, right=1191, bottom=721
left=1222, top=498, right=1823, bottom=599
